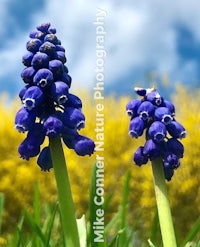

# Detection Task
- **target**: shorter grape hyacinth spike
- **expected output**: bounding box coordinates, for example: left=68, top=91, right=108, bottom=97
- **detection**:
left=15, top=23, right=95, bottom=171
left=126, top=87, right=186, bottom=181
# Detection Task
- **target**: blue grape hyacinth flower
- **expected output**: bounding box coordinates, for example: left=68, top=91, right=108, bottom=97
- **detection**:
left=15, top=23, right=95, bottom=171
left=127, top=87, right=186, bottom=181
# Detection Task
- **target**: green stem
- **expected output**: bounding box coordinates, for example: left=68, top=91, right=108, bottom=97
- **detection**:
left=151, top=158, right=177, bottom=247
left=49, top=137, right=80, bottom=247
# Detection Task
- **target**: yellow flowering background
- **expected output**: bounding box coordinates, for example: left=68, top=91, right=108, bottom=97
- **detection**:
left=0, top=85, right=200, bottom=241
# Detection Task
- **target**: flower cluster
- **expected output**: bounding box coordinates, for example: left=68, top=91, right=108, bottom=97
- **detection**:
left=15, top=23, right=95, bottom=171
left=126, top=87, right=186, bottom=181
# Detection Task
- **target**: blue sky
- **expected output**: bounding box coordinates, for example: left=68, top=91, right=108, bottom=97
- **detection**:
left=1, top=0, right=200, bottom=96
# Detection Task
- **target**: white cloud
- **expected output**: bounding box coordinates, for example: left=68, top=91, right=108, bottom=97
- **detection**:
left=1, top=0, right=200, bottom=94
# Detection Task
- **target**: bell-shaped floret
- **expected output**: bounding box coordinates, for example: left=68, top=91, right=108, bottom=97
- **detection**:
left=133, top=146, right=148, bottom=166
left=163, top=100, right=175, bottom=116
left=146, top=91, right=163, bottom=106
left=22, top=86, right=44, bottom=110
left=149, top=121, right=167, bottom=143
left=164, top=166, right=174, bottom=181
left=167, top=121, right=186, bottom=139
left=59, top=72, right=72, bottom=88
left=43, top=115, right=63, bottom=138
left=27, top=122, right=46, bottom=145
left=64, top=93, right=82, bottom=109
left=74, top=135, right=95, bottom=156
left=18, top=136, right=40, bottom=160
left=126, top=99, right=141, bottom=117
left=62, top=107, right=85, bottom=130
left=51, top=81, right=69, bottom=104
left=137, top=101, right=155, bottom=121
left=33, top=68, right=54, bottom=88
left=37, top=146, right=53, bottom=171
left=167, top=138, right=184, bottom=158
left=155, top=107, right=173, bottom=125
left=163, top=152, right=180, bottom=169
left=143, top=139, right=161, bottom=160
left=129, top=117, right=145, bottom=138
left=15, top=107, right=36, bottom=133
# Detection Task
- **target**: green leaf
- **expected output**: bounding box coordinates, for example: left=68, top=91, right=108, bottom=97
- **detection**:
left=24, top=210, right=47, bottom=245
left=118, top=172, right=131, bottom=246
left=180, top=216, right=200, bottom=247
left=45, top=202, right=59, bottom=247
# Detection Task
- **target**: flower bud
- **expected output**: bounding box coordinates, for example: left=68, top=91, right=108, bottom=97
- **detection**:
left=56, top=51, right=67, bottom=64
left=44, top=34, right=59, bottom=45
left=26, top=39, right=42, bottom=53
left=36, top=22, right=51, bottom=32
left=39, top=41, right=56, bottom=57
left=21, top=67, right=36, bottom=84
left=31, top=52, right=49, bottom=69
left=22, top=51, right=34, bottom=66
left=49, top=59, right=63, bottom=78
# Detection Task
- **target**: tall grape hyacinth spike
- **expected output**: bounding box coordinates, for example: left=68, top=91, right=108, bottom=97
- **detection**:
left=126, top=87, right=186, bottom=181
left=15, top=23, right=95, bottom=171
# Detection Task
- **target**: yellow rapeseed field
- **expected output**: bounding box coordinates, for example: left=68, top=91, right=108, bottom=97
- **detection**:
left=0, top=85, right=200, bottom=239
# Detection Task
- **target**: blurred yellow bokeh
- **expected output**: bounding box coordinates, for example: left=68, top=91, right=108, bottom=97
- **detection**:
left=0, top=85, right=200, bottom=240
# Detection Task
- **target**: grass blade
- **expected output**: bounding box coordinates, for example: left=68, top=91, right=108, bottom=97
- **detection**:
left=180, top=217, right=200, bottom=247
left=24, top=210, right=47, bottom=245
left=45, top=202, right=59, bottom=247
left=118, top=172, right=131, bottom=246
left=0, top=193, right=5, bottom=234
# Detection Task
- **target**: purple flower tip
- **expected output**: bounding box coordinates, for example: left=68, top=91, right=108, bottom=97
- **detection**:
left=74, top=135, right=95, bottom=156
left=133, top=146, right=148, bottom=166
left=129, top=117, right=145, bottom=138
